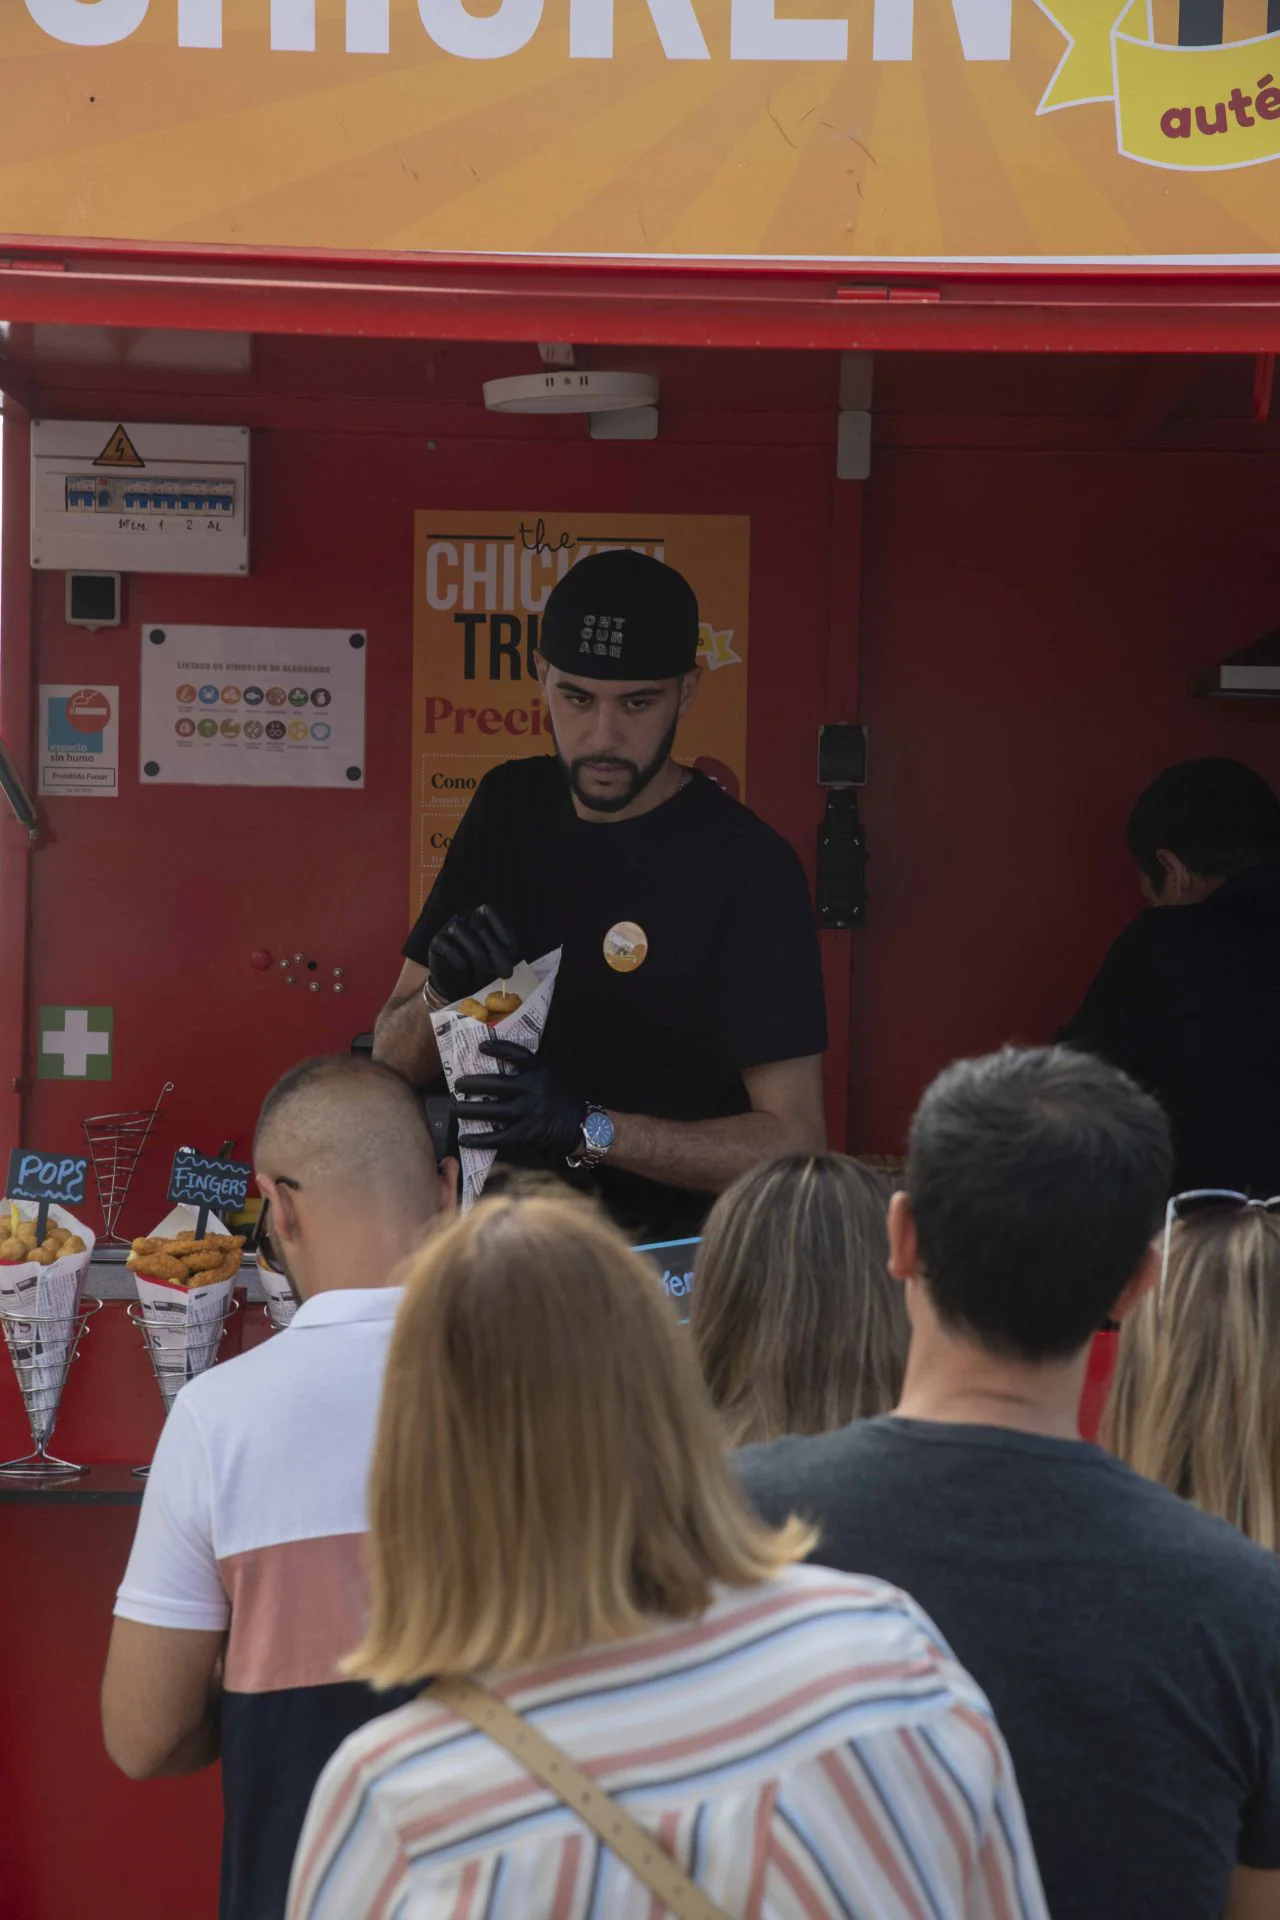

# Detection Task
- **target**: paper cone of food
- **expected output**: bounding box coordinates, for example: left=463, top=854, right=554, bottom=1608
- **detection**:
left=256, top=1251, right=298, bottom=1331
left=430, top=947, right=562, bottom=1212
left=128, top=1205, right=244, bottom=1410
left=0, top=1202, right=95, bottom=1441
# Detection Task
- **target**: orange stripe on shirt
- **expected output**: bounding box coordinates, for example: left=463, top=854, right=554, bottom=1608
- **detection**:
left=900, top=1726, right=973, bottom=1880
left=819, top=1747, right=930, bottom=1920
left=495, top=1582, right=874, bottom=1700
left=367, top=1847, right=411, bottom=1920
left=294, top=1710, right=453, bottom=1900
left=745, top=1780, right=778, bottom=1920
left=648, top=1811, right=683, bottom=1920
left=551, top=1834, right=586, bottom=1920
left=977, top=1829, right=1018, bottom=1920
left=587, top=1658, right=940, bottom=1779
left=219, top=1532, right=370, bottom=1693
left=766, top=1827, right=834, bottom=1920
left=451, top=1860, right=484, bottom=1920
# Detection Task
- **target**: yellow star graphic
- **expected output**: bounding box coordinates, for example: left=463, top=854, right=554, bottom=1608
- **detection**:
left=1033, top=1, right=1138, bottom=113
left=697, top=623, right=742, bottom=672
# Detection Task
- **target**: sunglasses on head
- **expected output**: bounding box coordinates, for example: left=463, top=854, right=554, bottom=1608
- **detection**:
left=1158, top=1189, right=1280, bottom=1313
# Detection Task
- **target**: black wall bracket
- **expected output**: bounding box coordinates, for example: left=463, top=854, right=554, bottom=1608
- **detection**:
left=816, top=723, right=868, bottom=929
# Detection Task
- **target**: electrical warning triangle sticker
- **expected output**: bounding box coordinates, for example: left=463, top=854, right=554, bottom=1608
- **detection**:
left=93, top=424, right=144, bottom=469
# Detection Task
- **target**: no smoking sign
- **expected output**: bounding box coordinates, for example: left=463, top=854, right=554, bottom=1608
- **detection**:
left=65, top=688, right=112, bottom=733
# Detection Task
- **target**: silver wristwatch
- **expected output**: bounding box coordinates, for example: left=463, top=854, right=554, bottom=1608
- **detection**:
left=567, top=1104, right=616, bottom=1171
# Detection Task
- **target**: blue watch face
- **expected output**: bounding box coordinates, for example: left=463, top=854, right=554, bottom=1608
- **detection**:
left=584, top=1109, right=615, bottom=1152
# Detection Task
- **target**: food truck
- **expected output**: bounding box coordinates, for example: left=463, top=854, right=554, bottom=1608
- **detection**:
left=4, top=2, right=1280, bottom=1912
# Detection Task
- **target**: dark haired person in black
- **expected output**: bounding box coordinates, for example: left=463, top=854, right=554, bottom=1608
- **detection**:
left=1061, top=756, right=1280, bottom=1193
left=738, top=1046, right=1280, bottom=1920
left=373, top=549, right=827, bottom=1243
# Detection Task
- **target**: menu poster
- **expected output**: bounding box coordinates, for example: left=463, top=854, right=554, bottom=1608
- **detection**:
left=139, top=626, right=367, bottom=788
left=410, top=512, right=750, bottom=919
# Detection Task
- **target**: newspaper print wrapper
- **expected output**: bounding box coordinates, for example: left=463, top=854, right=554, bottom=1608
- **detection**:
left=132, top=1204, right=239, bottom=1408
left=256, top=1253, right=298, bottom=1331
left=430, top=948, right=562, bottom=1212
left=0, top=1202, right=95, bottom=1418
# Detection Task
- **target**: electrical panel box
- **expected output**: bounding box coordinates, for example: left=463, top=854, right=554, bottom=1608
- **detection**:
left=31, top=421, right=250, bottom=577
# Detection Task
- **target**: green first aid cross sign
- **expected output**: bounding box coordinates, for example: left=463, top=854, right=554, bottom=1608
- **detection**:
left=38, top=1006, right=113, bottom=1080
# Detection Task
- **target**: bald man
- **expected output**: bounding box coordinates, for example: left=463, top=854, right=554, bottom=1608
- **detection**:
left=102, top=1056, right=455, bottom=1920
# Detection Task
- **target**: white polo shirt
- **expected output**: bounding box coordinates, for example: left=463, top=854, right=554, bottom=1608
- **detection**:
left=116, top=1287, right=416, bottom=1920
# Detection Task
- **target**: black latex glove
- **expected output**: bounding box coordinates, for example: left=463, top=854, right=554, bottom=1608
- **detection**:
left=451, top=1039, right=586, bottom=1157
left=426, top=905, right=519, bottom=1005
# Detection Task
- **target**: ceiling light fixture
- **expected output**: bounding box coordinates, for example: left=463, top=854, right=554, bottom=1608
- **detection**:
left=483, top=370, right=659, bottom=416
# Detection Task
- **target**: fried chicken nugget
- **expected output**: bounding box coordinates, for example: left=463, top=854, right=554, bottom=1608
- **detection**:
left=189, top=1256, right=240, bottom=1288
left=485, top=991, right=523, bottom=1018
left=30, top=1247, right=56, bottom=1266
left=130, top=1237, right=165, bottom=1260
left=0, top=1236, right=26, bottom=1261
left=62, top=1235, right=87, bottom=1255
left=182, top=1249, right=228, bottom=1274
left=457, top=997, right=490, bottom=1024
left=132, top=1252, right=192, bottom=1282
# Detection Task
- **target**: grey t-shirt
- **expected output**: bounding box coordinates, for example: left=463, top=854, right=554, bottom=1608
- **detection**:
left=737, top=1416, right=1280, bottom=1920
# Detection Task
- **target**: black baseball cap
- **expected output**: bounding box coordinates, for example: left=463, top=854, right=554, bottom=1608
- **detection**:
left=538, top=550, right=700, bottom=681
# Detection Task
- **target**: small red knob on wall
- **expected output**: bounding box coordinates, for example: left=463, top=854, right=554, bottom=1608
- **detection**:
left=249, top=948, right=274, bottom=971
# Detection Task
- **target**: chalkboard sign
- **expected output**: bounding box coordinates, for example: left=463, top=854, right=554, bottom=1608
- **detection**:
left=6, top=1147, right=89, bottom=1207
left=169, top=1148, right=252, bottom=1213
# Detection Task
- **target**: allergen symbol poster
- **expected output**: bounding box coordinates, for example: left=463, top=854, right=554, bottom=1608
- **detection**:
left=139, top=626, right=366, bottom=788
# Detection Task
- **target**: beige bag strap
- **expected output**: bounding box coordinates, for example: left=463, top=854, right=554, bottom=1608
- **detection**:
left=428, top=1676, right=730, bottom=1920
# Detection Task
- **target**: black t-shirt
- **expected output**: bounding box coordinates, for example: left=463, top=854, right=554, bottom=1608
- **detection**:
left=1060, top=863, right=1280, bottom=1193
left=404, top=757, right=827, bottom=1241
left=737, top=1416, right=1280, bottom=1920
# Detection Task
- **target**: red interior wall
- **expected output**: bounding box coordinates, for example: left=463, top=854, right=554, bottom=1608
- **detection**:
left=849, top=421, right=1280, bottom=1152
left=18, top=355, right=841, bottom=1223
left=5, top=344, right=1280, bottom=1920
left=0, top=350, right=845, bottom=1920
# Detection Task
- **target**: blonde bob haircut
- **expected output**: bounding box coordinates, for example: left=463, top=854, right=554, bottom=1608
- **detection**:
left=348, top=1192, right=815, bottom=1687
left=692, top=1154, right=907, bottom=1447
left=1102, top=1206, right=1280, bottom=1552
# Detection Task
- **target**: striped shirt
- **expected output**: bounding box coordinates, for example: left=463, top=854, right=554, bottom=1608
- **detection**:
left=288, top=1565, right=1046, bottom=1920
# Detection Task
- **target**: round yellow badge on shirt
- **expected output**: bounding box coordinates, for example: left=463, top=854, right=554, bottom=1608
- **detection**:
left=603, top=921, right=648, bottom=972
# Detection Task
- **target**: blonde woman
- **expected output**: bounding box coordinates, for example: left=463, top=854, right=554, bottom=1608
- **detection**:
left=1103, top=1199, right=1280, bottom=1549
left=692, top=1154, right=908, bottom=1445
left=289, top=1193, right=1045, bottom=1920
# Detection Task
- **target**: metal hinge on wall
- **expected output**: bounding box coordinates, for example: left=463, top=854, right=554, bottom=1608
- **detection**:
left=837, top=350, right=874, bottom=481
left=836, top=285, right=941, bottom=304
left=816, top=724, right=868, bottom=929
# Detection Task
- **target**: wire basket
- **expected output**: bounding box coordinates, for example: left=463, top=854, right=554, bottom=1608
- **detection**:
left=0, top=1298, right=102, bottom=1477
left=83, top=1081, right=174, bottom=1244
left=127, top=1294, right=239, bottom=1417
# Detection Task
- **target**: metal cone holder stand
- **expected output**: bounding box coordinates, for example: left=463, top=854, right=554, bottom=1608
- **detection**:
left=127, top=1292, right=239, bottom=1477
left=83, top=1081, right=175, bottom=1244
left=0, top=1297, right=103, bottom=1477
